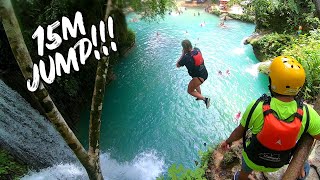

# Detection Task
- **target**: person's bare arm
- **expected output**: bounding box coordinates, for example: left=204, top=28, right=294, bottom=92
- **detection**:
left=221, top=125, right=245, bottom=150
left=313, top=134, right=320, bottom=141
left=176, top=50, right=185, bottom=68
left=176, top=56, right=182, bottom=67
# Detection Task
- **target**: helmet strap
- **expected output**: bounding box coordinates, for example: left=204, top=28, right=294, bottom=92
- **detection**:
left=268, top=78, right=275, bottom=97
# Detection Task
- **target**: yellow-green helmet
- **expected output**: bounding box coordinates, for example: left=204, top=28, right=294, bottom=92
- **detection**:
left=269, top=56, right=306, bottom=96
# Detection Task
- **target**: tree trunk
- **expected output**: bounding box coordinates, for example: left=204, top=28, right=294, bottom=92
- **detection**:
left=0, top=0, right=98, bottom=178
left=314, top=0, right=320, bottom=19
left=87, top=0, right=113, bottom=178
left=283, top=91, right=320, bottom=180
left=282, top=134, right=314, bottom=180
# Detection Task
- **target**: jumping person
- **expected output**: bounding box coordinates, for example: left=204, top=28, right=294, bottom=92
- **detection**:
left=221, top=56, right=320, bottom=180
left=176, top=39, right=210, bottom=108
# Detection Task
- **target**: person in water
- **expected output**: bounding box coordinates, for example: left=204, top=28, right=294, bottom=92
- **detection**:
left=235, top=111, right=241, bottom=119
left=176, top=39, right=210, bottom=108
left=221, top=56, right=320, bottom=180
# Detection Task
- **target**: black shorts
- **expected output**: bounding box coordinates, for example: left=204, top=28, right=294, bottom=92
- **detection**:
left=193, top=69, right=208, bottom=83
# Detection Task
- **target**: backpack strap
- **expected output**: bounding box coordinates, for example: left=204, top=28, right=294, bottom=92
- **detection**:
left=303, top=104, right=310, bottom=134
left=243, top=94, right=268, bottom=151
left=287, top=103, right=310, bottom=164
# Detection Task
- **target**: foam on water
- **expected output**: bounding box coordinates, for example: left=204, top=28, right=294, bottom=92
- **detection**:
left=245, top=62, right=261, bottom=77
left=232, top=47, right=245, bottom=55
left=21, top=150, right=165, bottom=180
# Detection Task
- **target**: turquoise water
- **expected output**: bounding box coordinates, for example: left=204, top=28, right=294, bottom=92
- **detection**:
left=78, top=8, right=269, bottom=178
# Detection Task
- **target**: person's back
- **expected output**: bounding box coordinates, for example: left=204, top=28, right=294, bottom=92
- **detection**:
left=221, top=56, right=320, bottom=180
left=240, top=95, right=315, bottom=172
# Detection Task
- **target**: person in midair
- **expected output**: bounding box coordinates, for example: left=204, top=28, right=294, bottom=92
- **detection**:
left=176, top=39, right=210, bottom=108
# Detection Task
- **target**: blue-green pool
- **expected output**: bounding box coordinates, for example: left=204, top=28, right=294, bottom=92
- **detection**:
left=77, top=8, right=269, bottom=179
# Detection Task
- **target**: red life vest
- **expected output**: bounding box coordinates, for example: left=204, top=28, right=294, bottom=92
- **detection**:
left=257, top=101, right=303, bottom=151
left=243, top=94, right=310, bottom=168
left=191, top=49, right=204, bottom=66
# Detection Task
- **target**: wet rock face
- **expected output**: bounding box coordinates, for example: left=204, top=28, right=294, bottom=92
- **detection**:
left=0, top=80, right=78, bottom=169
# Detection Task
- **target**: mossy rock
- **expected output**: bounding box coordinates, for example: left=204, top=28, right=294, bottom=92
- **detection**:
left=0, top=149, right=28, bottom=180
left=221, top=150, right=240, bottom=169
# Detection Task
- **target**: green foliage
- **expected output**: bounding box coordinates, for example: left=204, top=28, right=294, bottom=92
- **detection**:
left=253, top=28, right=320, bottom=100
left=0, top=149, right=28, bottom=180
left=251, top=33, right=294, bottom=60
left=164, top=164, right=206, bottom=180
left=252, top=0, right=320, bottom=33
left=228, top=13, right=255, bottom=23
left=211, top=0, right=219, bottom=4
left=159, top=146, right=215, bottom=180
left=210, top=7, right=222, bottom=16
left=228, top=0, right=242, bottom=6
left=126, top=0, right=176, bottom=21
left=282, top=29, right=320, bottom=100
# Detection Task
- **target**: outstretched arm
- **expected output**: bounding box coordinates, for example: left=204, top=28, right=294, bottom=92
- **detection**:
left=221, top=124, right=245, bottom=150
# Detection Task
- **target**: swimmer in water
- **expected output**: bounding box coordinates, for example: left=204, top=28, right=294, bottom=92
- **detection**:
left=235, top=111, right=241, bottom=120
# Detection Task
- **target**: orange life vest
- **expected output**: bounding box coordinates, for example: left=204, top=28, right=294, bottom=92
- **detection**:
left=191, top=49, right=204, bottom=66
left=243, top=94, right=310, bottom=168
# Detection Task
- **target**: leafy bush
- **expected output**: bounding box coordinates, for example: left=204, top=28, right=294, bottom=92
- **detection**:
left=210, top=7, right=222, bottom=16
left=158, top=146, right=215, bottom=180
left=124, top=29, right=136, bottom=47
left=253, top=0, right=320, bottom=33
left=282, top=29, right=320, bottom=100
left=228, top=13, right=255, bottom=23
left=251, top=33, right=294, bottom=60
left=253, top=29, right=320, bottom=100
left=0, top=149, right=28, bottom=180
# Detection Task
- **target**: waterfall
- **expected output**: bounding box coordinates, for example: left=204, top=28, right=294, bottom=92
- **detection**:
left=0, top=80, right=166, bottom=179
left=0, top=80, right=78, bottom=168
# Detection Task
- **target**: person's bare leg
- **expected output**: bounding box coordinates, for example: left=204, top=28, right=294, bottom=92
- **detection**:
left=188, top=78, right=204, bottom=100
left=238, top=169, right=251, bottom=180
left=196, top=86, right=201, bottom=95
left=195, top=85, right=202, bottom=100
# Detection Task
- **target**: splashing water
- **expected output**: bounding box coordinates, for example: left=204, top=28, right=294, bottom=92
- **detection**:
left=245, top=62, right=261, bottom=77
left=21, top=151, right=165, bottom=180
left=232, top=47, right=245, bottom=55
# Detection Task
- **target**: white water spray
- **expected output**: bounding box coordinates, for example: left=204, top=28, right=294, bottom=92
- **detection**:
left=22, top=151, right=166, bottom=180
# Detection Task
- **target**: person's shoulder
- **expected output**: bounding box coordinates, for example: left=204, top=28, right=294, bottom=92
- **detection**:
left=193, top=47, right=200, bottom=51
left=305, top=104, right=320, bottom=118
left=244, top=96, right=265, bottom=113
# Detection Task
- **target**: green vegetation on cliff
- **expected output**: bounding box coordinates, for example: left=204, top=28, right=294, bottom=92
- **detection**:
left=253, top=0, right=319, bottom=33
left=250, top=33, right=320, bottom=102
left=249, top=0, right=320, bottom=101
left=157, top=146, right=215, bottom=180
left=0, top=149, right=28, bottom=180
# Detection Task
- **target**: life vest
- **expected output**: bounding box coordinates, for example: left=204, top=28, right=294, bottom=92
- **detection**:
left=243, top=94, right=310, bottom=168
left=191, top=49, right=204, bottom=67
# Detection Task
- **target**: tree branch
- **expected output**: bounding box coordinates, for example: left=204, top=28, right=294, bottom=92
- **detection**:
left=0, top=0, right=92, bottom=173
left=282, top=134, right=314, bottom=180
